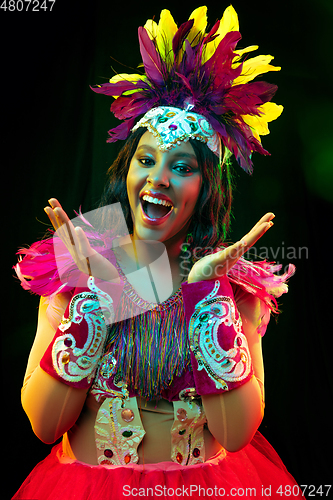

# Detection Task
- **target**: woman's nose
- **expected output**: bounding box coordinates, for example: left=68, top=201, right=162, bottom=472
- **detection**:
left=147, top=162, right=170, bottom=188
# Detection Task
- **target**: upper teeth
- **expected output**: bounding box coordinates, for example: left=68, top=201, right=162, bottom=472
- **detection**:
left=142, top=195, right=173, bottom=207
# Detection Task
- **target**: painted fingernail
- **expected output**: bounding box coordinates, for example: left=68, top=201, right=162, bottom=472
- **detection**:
left=240, top=239, right=247, bottom=247
left=48, top=199, right=55, bottom=208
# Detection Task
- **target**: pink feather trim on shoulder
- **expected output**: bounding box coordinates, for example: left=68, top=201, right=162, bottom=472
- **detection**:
left=14, top=236, right=72, bottom=297
left=228, top=257, right=295, bottom=313
left=14, top=227, right=119, bottom=297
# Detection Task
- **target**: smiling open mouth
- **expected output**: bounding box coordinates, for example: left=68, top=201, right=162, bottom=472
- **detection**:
left=141, top=194, right=174, bottom=220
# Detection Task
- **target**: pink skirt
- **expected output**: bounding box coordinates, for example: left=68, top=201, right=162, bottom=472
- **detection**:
left=13, top=431, right=302, bottom=499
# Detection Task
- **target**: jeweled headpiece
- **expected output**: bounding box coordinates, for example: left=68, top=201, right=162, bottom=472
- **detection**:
left=132, top=105, right=221, bottom=155
left=91, top=5, right=283, bottom=173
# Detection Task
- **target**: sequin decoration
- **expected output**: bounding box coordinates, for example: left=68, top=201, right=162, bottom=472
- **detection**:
left=61, top=353, right=70, bottom=364
left=90, top=357, right=127, bottom=404
left=171, top=393, right=206, bottom=466
left=99, top=352, right=117, bottom=378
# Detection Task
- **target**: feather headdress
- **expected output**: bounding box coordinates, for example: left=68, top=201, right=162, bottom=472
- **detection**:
left=91, top=5, right=283, bottom=173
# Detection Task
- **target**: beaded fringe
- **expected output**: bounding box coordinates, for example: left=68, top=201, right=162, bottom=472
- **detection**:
left=104, top=279, right=190, bottom=401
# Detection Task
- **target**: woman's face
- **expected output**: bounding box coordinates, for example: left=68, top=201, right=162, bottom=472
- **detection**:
left=126, top=131, right=202, bottom=244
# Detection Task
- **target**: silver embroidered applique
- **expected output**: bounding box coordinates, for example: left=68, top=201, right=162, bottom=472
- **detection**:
left=52, top=277, right=114, bottom=383
left=188, top=280, right=252, bottom=390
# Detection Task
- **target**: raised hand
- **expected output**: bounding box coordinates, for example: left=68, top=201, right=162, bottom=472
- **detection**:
left=44, top=198, right=120, bottom=283
left=187, top=213, right=275, bottom=283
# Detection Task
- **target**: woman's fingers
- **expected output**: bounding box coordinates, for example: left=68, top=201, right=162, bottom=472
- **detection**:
left=45, top=199, right=79, bottom=248
left=188, top=213, right=275, bottom=283
left=242, top=221, right=274, bottom=250
left=45, top=198, right=95, bottom=261
left=44, top=199, right=120, bottom=283
left=48, top=198, right=62, bottom=209
left=249, top=212, right=275, bottom=234
left=44, top=199, right=87, bottom=272
left=54, top=208, right=79, bottom=250
left=44, top=200, right=67, bottom=233
left=215, top=214, right=274, bottom=272
left=44, top=206, right=59, bottom=232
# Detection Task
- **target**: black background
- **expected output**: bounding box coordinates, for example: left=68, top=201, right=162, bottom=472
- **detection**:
left=2, top=0, right=332, bottom=498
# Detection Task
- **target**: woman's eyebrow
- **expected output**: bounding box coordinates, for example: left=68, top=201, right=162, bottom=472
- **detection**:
left=171, top=152, right=197, bottom=160
left=136, top=145, right=157, bottom=154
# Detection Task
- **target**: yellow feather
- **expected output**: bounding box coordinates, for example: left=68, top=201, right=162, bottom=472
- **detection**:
left=233, top=55, right=281, bottom=85
left=109, top=73, right=147, bottom=84
left=202, top=5, right=239, bottom=63
left=143, top=10, right=177, bottom=68
left=218, top=5, right=239, bottom=39
left=144, top=19, right=158, bottom=39
left=157, top=9, right=177, bottom=64
left=242, top=102, right=284, bottom=141
left=108, top=73, right=148, bottom=98
left=187, top=6, right=208, bottom=45
left=234, top=45, right=259, bottom=58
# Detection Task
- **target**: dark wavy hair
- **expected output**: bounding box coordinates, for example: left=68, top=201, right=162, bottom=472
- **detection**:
left=98, top=127, right=234, bottom=263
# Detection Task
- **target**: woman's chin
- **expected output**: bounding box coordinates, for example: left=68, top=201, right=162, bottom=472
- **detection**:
left=133, top=222, right=168, bottom=242
left=133, top=208, right=189, bottom=246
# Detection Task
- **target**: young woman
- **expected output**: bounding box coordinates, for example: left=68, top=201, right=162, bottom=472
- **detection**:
left=13, top=6, right=301, bottom=499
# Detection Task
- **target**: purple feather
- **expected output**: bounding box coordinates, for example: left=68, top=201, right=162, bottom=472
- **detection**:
left=181, top=39, right=196, bottom=76
left=205, top=114, right=228, bottom=139
left=202, top=31, right=241, bottom=80
left=174, top=72, right=194, bottom=95
left=223, top=82, right=278, bottom=116
left=223, top=121, right=254, bottom=173
left=111, top=93, right=155, bottom=120
left=202, top=20, right=220, bottom=45
left=231, top=81, right=277, bottom=103
left=138, top=27, right=165, bottom=86
left=213, top=66, right=243, bottom=96
left=106, top=117, right=137, bottom=142
left=172, top=19, right=194, bottom=57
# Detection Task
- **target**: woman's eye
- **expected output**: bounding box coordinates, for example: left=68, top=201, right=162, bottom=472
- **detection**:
left=174, top=164, right=193, bottom=174
left=139, top=157, right=155, bottom=166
